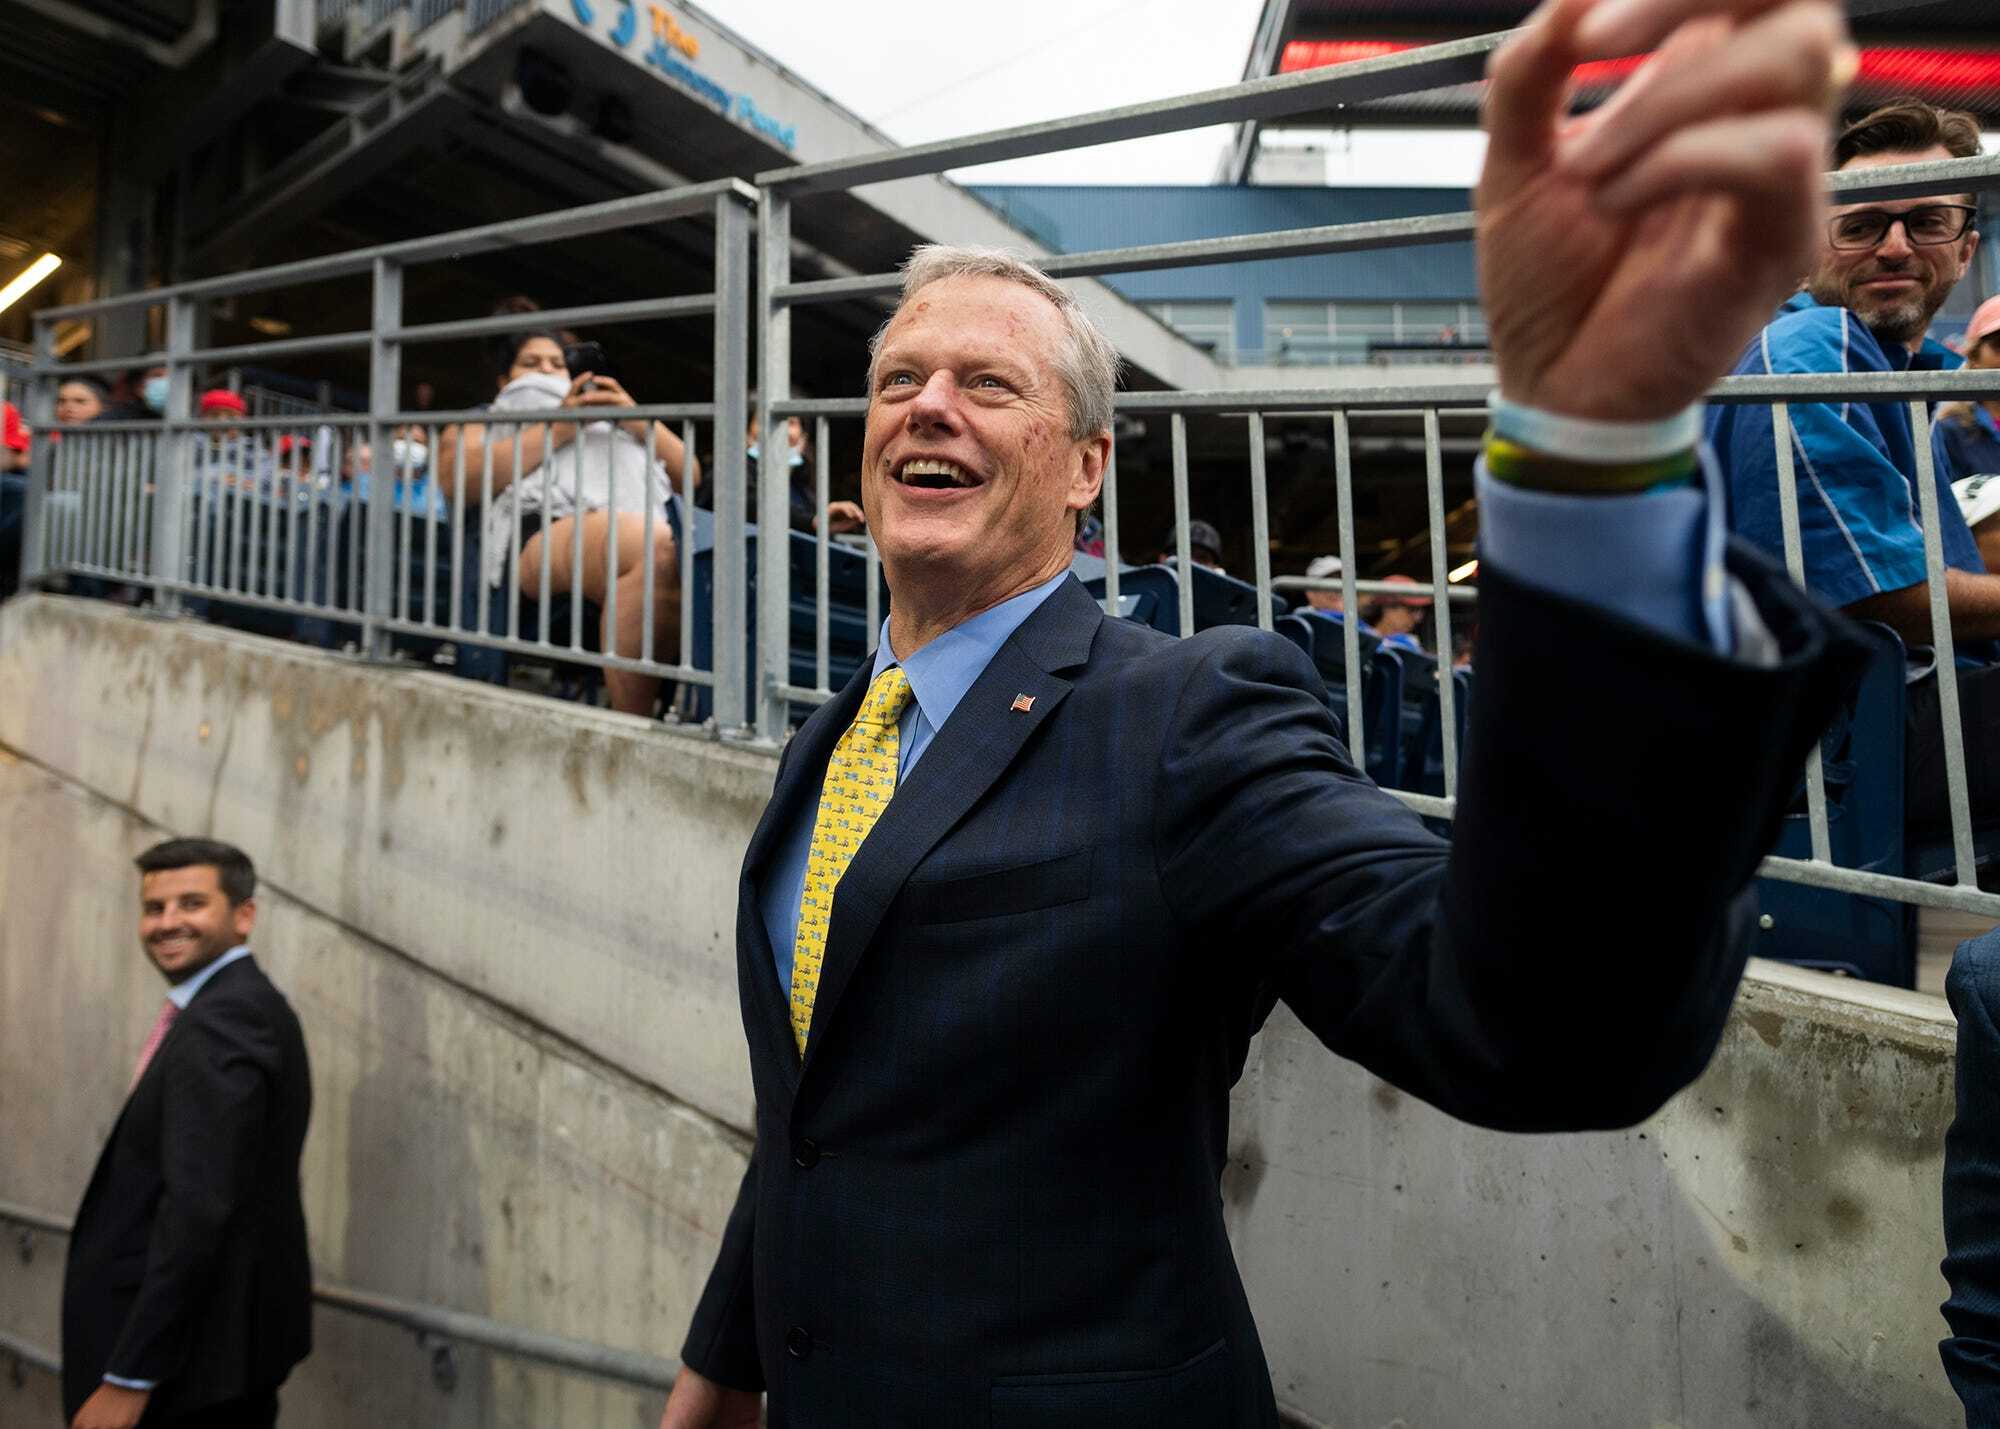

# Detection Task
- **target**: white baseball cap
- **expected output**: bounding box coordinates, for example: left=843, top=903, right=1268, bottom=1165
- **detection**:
left=1305, top=554, right=1343, bottom=580
left=1954, top=474, right=2000, bottom=530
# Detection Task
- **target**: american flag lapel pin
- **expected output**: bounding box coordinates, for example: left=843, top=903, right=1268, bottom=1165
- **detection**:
left=1010, top=693, right=1036, bottom=713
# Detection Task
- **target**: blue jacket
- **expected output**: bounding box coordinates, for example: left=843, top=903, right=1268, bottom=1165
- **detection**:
left=1708, top=292, right=1984, bottom=612
left=1944, top=930, right=2000, bottom=1425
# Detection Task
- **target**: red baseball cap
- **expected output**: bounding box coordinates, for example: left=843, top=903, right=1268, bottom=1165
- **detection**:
left=1965, top=296, right=2000, bottom=354
left=198, top=388, right=249, bottom=417
left=3, top=400, right=27, bottom=453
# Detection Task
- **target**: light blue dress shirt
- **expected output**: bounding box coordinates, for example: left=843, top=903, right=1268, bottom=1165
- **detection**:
left=103, top=942, right=256, bottom=1392
left=760, top=473, right=1731, bottom=996
left=165, top=943, right=253, bottom=1011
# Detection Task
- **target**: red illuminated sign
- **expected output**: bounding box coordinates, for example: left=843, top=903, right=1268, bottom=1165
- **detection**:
left=1278, top=39, right=2000, bottom=96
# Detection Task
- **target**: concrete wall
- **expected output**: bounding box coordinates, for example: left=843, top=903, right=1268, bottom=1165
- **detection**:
left=0, top=594, right=1970, bottom=1427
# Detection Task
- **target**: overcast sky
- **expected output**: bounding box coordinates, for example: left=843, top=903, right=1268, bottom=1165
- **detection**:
left=701, top=0, right=1492, bottom=188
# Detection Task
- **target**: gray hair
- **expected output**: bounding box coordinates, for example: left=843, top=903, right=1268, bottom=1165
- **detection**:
left=866, top=244, right=1122, bottom=441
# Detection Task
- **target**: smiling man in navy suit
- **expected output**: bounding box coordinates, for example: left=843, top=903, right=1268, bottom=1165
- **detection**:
left=662, top=0, right=1869, bottom=1422
left=62, top=840, right=312, bottom=1429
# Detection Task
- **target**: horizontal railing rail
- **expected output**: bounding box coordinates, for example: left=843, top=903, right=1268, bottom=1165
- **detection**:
left=0, top=1202, right=680, bottom=1393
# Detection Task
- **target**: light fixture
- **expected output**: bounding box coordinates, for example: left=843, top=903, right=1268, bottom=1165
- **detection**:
left=249, top=315, right=294, bottom=337
left=1449, top=558, right=1479, bottom=582
left=0, top=252, right=60, bottom=316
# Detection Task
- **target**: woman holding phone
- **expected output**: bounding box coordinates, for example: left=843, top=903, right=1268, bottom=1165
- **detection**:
left=438, top=303, right=699, bottom=716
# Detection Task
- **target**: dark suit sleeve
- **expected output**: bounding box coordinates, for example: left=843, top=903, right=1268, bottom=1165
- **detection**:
left=1942, top=932, right=2000, bottom=1425
left=1156, top=545, right=1869, bottom=1132
left=105, top=1002, right=279, bottom=1386
left=680, top=1148, right=764, bottom=1391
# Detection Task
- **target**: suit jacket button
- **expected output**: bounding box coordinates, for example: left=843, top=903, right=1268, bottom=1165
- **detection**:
left=793, top=1138, right=820, bottom=1169
left=786, top=1326, right=813, bottom=1360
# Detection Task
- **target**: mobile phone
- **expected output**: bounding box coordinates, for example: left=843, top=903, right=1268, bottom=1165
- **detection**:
left=563, top=341, right=615, bottom=387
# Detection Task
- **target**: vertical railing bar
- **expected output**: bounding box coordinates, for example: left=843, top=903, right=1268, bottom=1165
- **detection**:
left=19, top=321, right=54, bottom=587
left=754, top=185, right=794, bottom=740
left=449, top=421, right=466, bottom=632
left=90, top=429, right=110, bottom=572
left=1910, top=399, right=1978, bottom=884
left=815, top=416, right=830, bottom=691
left=1171, top=412, right=1194, bottom=639
left=115, top=433, right=133, bottom=577
left=1247, top=411, right=1272, bottom=632
left=569, top=430, right=586, bottom=654
left=865, top=534, right=880, bottom=655
left=1423, top=407, right=1458, bottom=800
left=226, top=439, right=245, bottom=593
left=678, top=419, right=696, bottom=672
left=711, top=189, right=753, bottom=732
left=152, top=297, right=194, bottom=611
left=1334, top=411, right=1365, bottom=769
left=537, top=420, right=554, bottom=647
left=396, top=438, right=413, bottom=622
left=246, top=436, right=266, bottom=596
left=303, top=433, right=322, bottom=610
left=347, top=431, right=363, bottom=621
left=364, top=256, right=403, bottom=658
left=282, top=435, right=299, bottom=604
left=422, top=423, right=439, bottom=627
left=639, top=421, right=656, bottom=668
left=192, top=440, right=212, bottom=594
left=506, top=420, right=522, bottom=644
left=1770, top=403, right=1834, bottom=864
left=1102, top=438, right=1120, bottom=614
left=479, top=423, right=496, bottom=640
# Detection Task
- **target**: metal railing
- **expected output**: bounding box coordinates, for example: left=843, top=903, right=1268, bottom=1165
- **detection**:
left=16, top=9, right=2000, bottom=930
left=0, top=1200, right=680, bottom=1394
left=22, top=178, right=754, bottom=728
left=748, top=22, right=2000, bottom=926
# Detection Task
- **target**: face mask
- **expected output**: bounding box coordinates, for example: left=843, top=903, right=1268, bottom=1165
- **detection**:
left=788, top=449, right=805, bottom=468
left=142, top=375, right=169, bottom=414
left=493, top=371, right=572, bottom=410
left=391, top=438, right=429, bottom=475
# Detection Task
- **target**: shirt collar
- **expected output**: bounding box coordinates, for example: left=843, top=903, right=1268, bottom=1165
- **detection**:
left=1781, top=291, right=1963, bottom=372
left=872, top=570, right=1072, bottom=733
left=167, top=944, right=252, bottom=1010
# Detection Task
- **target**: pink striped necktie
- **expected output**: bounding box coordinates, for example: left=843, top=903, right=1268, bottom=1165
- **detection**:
left=130, top=999, right=179, bottom=1089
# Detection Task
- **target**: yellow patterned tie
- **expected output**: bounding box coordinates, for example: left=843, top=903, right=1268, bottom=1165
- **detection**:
left=791, top=665, right=914, bottom=1054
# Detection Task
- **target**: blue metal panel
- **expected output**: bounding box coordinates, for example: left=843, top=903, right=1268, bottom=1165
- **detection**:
left=971, top=184, right=1478, bottom=306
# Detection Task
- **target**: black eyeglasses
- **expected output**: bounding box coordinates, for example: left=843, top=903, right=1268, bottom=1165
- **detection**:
left=1828, top=204, right=1978, bottom=251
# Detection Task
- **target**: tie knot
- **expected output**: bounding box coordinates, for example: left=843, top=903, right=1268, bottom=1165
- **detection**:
left=857, top=666, right=913, bottom=730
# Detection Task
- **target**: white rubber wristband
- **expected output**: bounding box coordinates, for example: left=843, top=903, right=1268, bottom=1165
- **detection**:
left=1489, top=392, right=1703, bottom=464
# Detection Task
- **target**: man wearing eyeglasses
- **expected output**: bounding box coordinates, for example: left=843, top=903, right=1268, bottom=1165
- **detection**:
left=1707, top=98, right=1993, bottom=839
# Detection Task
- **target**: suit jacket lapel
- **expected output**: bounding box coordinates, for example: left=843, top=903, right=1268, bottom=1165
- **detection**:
left=739, top=662, right=874, bottom=1090
left=800, top=577, right=1103, bottom=1073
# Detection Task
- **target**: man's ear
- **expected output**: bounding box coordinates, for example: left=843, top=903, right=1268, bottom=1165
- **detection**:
left=1067, top=431, right=1111, bottom=514
left=233, top=897, right=257, bottom=942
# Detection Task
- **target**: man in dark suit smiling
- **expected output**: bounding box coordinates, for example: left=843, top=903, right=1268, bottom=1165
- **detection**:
left=663, top=0, right=1867, bottom=1422
left=62, top=840, right=312, bottom=1429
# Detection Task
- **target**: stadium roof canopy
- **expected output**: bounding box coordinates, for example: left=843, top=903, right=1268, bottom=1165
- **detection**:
left=1220, top=0, right=1997, bottom=181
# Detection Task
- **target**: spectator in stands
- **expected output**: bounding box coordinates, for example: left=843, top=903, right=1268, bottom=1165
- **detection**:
left=1937, top=296, right=2000, bottom=479
left=1955, top=476, right=2000, bottom=576
left=1362, top=573, right=1430, bottom=651
left=197, top=388, right=248, bottom=438
left=745, top=401, right=864, bottom=534
left=1302, top=553, right=1349, bottom=613
left=435, top=317, right=698, bottom=717
left=55, top=377, right=109, bottom=427
left=1706, top=98, right=1994, bottom=837
left=104, top=364, right=169, bottom=421
left=2, top=399, right=27, bottom=471
left=1158, top=518, right=1224, bottom=570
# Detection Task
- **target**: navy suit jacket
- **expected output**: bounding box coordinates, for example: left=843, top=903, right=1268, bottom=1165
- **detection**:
left=62, top=955, right=314, bottom=1420
left=685, top=549, right=1867, bottom=1427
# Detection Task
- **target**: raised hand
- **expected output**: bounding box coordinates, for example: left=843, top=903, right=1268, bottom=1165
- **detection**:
left=1477, top=0, right=1851, bottom=421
